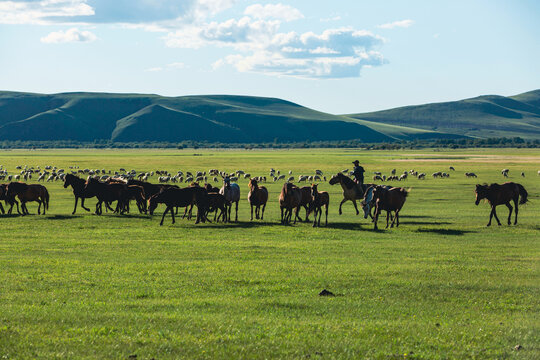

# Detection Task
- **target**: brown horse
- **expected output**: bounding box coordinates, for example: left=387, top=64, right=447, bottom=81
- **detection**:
left=148, top=186, right=209, bottom=225
left=63, top=173, right=95, bottom=214
left=372, top=186, right=408, bottom=230
left=279, top=182, right=302, bottom=224
left=248, top=178, right=268, bottom=221
left=297, top=186, right=313, bottom=222
left=0, top=183, right=19, bottom=214
left=310, top=184, right=329, bottom=227
left=84, top=177, right=127, bottom=215
left=6, top=182, right=49, bottom=215
left=475, top=182, right=528, bottom=226
left=329, top=173, right=366, bottom=215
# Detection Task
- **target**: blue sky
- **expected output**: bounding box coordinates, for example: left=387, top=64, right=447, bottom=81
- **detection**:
left=1, top=0, right=538, bottom=113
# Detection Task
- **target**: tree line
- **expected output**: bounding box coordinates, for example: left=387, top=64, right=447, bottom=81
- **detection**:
left=0, top=137, right=538, bottom=150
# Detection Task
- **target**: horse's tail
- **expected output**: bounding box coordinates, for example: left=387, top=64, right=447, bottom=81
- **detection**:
left=43, top=187, right=50, bottom=210
left=517, top=183, right=528, bottom=205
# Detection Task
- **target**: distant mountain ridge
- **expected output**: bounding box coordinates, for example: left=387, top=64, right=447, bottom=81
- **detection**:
left=347, top=89, right=540, bottom=139
left=0, top=90, right=538, bottom=142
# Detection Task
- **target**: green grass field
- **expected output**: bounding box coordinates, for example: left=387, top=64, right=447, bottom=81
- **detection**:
left=0, top=148, right=538, bottom=359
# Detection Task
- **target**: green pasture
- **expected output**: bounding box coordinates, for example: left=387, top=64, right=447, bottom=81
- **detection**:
left=0, top=148, right=538, bottom=359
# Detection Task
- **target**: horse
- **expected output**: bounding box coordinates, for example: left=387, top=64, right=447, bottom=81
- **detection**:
left=361, top=185, right=393, bottom=221
left=372, top=186, right=408, bottom=230
left=220, top=177, right=240, bottom=222
left=84, top=177, right=127, bottom=215
left=297, top=186, right=313, bottom=222
left=0, top=183, right=19, bottom=214
left=475, top=182, right=528, bottom=226
left=63, top=173, right=95, bottom=214
left=329, top=173, right=367, bottom=215
left=123, top=185, right=146, bottom=214
left=248, top=178, right=268, bottom=221
left=279, top=182, right=302, bottom=224
left=6, top=182, right=49, bottom=215
left=206, top=192, right=228, bottom=222
left=148, top=186, right=209, bottom=225
left=310, top=184, right=329, bottom=227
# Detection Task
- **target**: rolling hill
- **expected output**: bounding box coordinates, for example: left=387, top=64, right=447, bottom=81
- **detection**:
left=0, top=90, right=538, bottom=143
left=347, top=89, right=540, bottom=139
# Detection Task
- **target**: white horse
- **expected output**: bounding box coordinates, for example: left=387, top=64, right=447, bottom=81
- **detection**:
left=220, top=177, right=241, bottom=222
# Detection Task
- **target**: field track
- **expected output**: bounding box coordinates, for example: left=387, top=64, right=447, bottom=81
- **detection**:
left=0, top=148, right=539, bottom=359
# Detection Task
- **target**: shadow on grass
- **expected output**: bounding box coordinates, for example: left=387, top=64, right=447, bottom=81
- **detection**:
left=45, top=214, right=82, bottom=220
left=0, top=213, right=22, bottom=218
left=400, top=215, right=434, bottom=219
left=405, top=221, right=451, bottom=226
left=416, top=228, right=476, bottom=236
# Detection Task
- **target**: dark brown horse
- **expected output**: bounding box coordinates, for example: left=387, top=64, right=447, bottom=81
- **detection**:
left=6, top=182, right=49, bottom=215
left=279, top=182, right=302, bottom=224
left=0, top=183, right=19, bottom=214
left=206, top=192, right=228, bottom=222
left=148, top=186, right=209, bottom=225
left=84, top=177, right=127, bottom=215
left=310, top=184, right=329, bottom=227
left=475, top=182, right=528, bottom=226
left=248, top=178, right=268, bottom=221
left=329, top=173, right=366, bottom=215
left=297, top=186, right=313, bottom=222
left=124, top=185, right=146, bottom=214
left=63, top=173, right=95, bottom=214
left=372, top=186, right=408, bottom=230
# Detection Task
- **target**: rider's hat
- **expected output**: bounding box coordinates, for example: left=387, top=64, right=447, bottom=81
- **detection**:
left=352, top=160, right=360, bottom=165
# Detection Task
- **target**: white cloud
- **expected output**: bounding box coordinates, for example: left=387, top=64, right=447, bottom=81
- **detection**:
left=244, top=3, right=303, bottom=22
left=0, top=0, right=94, bottom=25
left=145, top=62, right=186, bottom=72
left=377, top=19, right=414, bottom=29
left=40, top=27, right=97, bottom=43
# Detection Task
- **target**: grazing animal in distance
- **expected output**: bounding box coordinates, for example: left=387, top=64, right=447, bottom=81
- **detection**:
left=371, top=186, right=408, bottom=230
left=475, top=182, right=528, bottom=226
left=465, top=172, right=478, bottom=178
left=248, top=178, right=268, bottom=221
left=310, top=184, right=329, bottom=227
left=6, top=182, right=49, bottom=215
left=279, top=182, right=302, bottom=225
left=220, top=177, right=240, bottom=222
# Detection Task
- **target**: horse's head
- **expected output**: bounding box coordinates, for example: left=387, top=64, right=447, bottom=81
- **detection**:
left=148, top=194, right=159, bottom=215
left=63, top=174, right=73, bottom=188
left=311, top=184, right=318, bottom=197
left=475, top=184, right=487, bottom=205
left=6, top=182, right=25, bottom=197
left=223, top=176, right=231, bottom=188
left=285, top=182, right=294, bottom=195
left=328, top=173, right=341, bottom=185
left=249, top=178, right=257, bottom=190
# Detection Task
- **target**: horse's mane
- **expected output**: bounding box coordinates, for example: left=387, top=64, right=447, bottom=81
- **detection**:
left=338, top=173, right=356, bottom=189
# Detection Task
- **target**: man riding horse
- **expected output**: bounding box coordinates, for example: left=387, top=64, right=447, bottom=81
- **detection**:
left=352, top=160, right=365, bottom=195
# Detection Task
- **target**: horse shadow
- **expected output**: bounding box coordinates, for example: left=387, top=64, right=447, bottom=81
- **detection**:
left=405, top=221, right=451, bottom=226
left=45, top=214, right=82, bottom=220
left=416, top=228, right=476, bottom=236
left=187, top=220, right=270, bottom=229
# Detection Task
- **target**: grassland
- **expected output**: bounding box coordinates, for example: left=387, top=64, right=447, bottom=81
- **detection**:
left=0, top=148, right=538, bottom=359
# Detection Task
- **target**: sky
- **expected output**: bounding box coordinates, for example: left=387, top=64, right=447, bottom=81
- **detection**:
left=0, top=0, right=539, bottom=114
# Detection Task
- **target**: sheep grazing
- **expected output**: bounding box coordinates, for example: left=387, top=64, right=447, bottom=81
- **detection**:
left=521, top=172, right=525, bottom=177
left=449, top=166, right=455, bottom=171
left=465, top=172, right=478, bottom=178
left=502, top=169, right=509, bottom=177
left=418, top=173, right=426, bottom=179
left=373, top=175, right=384, bottom=181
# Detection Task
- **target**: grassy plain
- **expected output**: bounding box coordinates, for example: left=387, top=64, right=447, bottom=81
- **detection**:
left=0, top=148, right=538, bottom=359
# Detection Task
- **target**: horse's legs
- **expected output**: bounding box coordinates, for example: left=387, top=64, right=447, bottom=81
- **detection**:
left=81, top=198, right=90, bottom=212
left=235, top=201, right=238, bottom=222
left=312, top=207, right=318, bottom=227
left=160, top=206, right=169, bottom=226
left=385, top=211, right=390, bottom=228
left=170, top=206, right=176, bottom=224
left=250, top=204, right=254, bottom=221
left=305, top=205, right=310, bottom=222
left=261, top=203, right=266, bottom=220
left=338, top=199, right=346, bottom=215
left=352, top=200, right=359, bottom=215
left=72, top=197, right=79, bottom=215
left=325, top=204, right=328, bottom=226
left=489, top=205, right=501, bottom=226
left=513, top=197, right=519, bottom=225
left=0, top=201, right=4, bottom=215
left=373, top=209, right=379, bottom=230
left=505, top=202, right=513, bottom=225
left=391, top=210, right=400, bottom=228
left=280, top=206, right=284, bottom=224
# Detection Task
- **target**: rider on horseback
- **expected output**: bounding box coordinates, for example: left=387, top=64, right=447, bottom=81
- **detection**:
left=352, top=160, right=365, bottom=185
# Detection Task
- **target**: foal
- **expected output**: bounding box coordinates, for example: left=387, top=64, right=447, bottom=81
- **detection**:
left=6, top=182, right=49, bottom=215
left=248, top=178, right=268, bottom=221
left=310, top=184, right=329, bottom=227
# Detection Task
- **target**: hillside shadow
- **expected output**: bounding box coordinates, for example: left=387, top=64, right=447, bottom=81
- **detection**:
left=416, top=228, right=476, bottom=236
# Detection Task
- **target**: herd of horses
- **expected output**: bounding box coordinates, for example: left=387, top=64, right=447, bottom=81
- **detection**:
left=0, top=170, right=530, bottom=228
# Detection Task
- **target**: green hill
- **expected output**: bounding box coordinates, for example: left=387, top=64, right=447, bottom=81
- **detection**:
left=347, top=89, right=540, bottom=139
left=1, top=90, right=537, bottom=143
